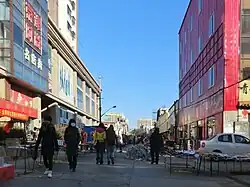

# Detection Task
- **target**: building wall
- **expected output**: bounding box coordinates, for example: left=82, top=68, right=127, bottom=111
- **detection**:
left=48, top=0, right=58, bottom=25
left=57, top=0, right=78, bottom=52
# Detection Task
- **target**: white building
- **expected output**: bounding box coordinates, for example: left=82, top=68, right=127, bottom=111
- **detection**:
left=137, top=118, right=154, bottom=133
left=156, top=108, right=169, bottom=133
left=48, top=0, right=78, bottom=52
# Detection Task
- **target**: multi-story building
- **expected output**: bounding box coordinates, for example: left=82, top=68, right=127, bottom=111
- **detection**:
left=137, top=118, right=154, bottom=133
left=0, top=1, right=100, bottom=132
left=167, top=100, right=179, bottom=141
left=156, top=108, right=168, bottom=134
left=102, top=112, right=129, bottom=135
left=48, top=0, right=78, bottom=52
left=178, top=0, right=250, bottom=140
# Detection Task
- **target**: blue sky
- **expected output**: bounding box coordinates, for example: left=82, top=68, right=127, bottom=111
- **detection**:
left=78, top=0, right=188, bottom=128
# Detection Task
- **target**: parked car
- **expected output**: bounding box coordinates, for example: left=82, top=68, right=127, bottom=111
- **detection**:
left=198, top=133, right=250, bottom=155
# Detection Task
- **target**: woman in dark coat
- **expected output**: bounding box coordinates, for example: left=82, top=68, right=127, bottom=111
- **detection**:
left=106, top=125, right=116, bottom=165
left=35, top=116, right=59, bottom=178
left=64, top=119, right=80, bottom=172
left=150, top=127, right=163, bottom=164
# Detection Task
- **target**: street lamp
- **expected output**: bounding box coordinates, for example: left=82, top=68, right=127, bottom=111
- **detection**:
left=101, top=105, right=116, bottom=117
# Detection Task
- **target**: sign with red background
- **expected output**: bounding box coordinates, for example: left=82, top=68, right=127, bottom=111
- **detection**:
left=10, top=89, right=33, bottom=108
left=25, top=0, right=42, bottom=53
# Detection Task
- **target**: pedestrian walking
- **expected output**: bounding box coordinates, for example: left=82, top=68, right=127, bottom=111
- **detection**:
left=150, top=127, right=163, bottom=164
left=35, top=116, right=59, bottom=178
left=93, top=123, right=106, bottom=165
left=106, top=125, right=116, bottom=165
left=64, top=119, right=80, bottom=172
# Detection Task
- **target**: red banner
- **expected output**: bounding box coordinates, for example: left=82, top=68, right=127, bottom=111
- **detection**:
left=10, top=89, right=33, bottom=107
left=0, top=99, right=37, bottom=119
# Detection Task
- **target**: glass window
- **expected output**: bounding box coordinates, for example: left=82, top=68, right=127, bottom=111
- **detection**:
left=85, top=85, right=90, bottom=94
left=242, top=15, right=250, bottom=35
left=85, top=95, right=90, bottom=113
left=198, top=0, right=202, bottom=14
left=218, top=134, right=233, bottom=143
left=14, top=59, right=23, bottom=78
left=0, top=2, right=10, bottom=20
left=190, top=87, right=193, bottom=102
left=67, top=4, right=71, bottom=16
left=14, top=43, right=23, bottom=61
left=198, top=79, right=202, bottom=96
left=190, top=50, right=193, bottom=64
left=208, top=13, right=215, bottom=37
left=23, top=66, right=32, bottom=83
left=77, top=88, right=83, bottom=109
left=13, top=23, right=23, bottom=46
left=208, top=65, right=215, bottom=88
left=0, top=21, right=10, bottom=39
left=77, top=76, right=82, bottom=87
left=0, top=57, right=10, bottom=72
left=92, top=101, right=95, bottom=116
left=198, top=35, right=203, bottom=53
left=184, top=31, right=187, bottom=44
left=234, top=135, right=250, bottom=144
left=241, top=37, right=250, bottom=54
left=190, top=15, right=193, bottom=32
left=92, top=92, right=95, bottom=100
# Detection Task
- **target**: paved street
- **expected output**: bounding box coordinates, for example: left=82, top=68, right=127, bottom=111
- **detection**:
left=2, top=153, right=246, bottom=187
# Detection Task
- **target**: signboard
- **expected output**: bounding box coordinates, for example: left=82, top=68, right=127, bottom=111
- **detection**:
left=24, top=44, right=42, bottom=70
left=10, top=89, right=33, bottom=107
left=0, top=109, right=28, bottom=121
left=83, top=126, right=96, bottom=143
left=48, top=45, right=52, bottom=93
left=25, top=0, right=42, bottom=53
left=239, top=80, right=250, bottom=102
left=0, top=99, right=37, bottom=119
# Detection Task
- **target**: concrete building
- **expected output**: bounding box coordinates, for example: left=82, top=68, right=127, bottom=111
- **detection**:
left=48, top=0, right=78, bottom=52
left=156, top=108, right=168, bottom=134
left=0, top=1, right=100, bottom=134
left=102, top=112, right=129, bottom=136
left=178, top=0, right=250, bottom=139
left=137, top=118, right=154, bottom=133
left=167, top=100, right=179, bottom=141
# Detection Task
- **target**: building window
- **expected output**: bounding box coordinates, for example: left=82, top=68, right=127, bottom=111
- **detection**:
left=183, top=94, right=187, bottom=107
left=198, top=0, right=202, bottom=14
left=77, top=76, right=82, bottom=88
left=67, top=21, right=72, bottom=31
left=85, top=95, right=90, bottom=113
left=198, top=79, right=202, bottom=96
left=190, top=50, right=193, bottom=64
left=190, top=87, right=193, bottom=102
left=190, top=15, right=193, bottom=32
left=184, top=61, right=187, bottom=74
left=184, top=31, right=187, bottom=44
left=67, top=4, right=71, bottom=16
left=85, top=85, right=90, bottom=95
left=77, top=88, right=83, bottom=109
left=92, top=92, right=95, bottom=100
left=92, top=100, right=95, bottom=116
left=198, top=35, right=203, bottom=53
left=209, top=13, right=215, bottom=37
left=208, top=65, right=215, bottom=88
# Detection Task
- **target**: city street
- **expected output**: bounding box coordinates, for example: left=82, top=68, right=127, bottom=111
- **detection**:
left=2, top=153, right=246, bottom=187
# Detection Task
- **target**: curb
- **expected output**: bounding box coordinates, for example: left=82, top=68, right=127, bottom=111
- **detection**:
left=227, top=175, right=250, bottom=187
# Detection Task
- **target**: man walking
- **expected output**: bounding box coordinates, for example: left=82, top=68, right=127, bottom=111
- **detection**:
left=150, top=127, right=163, bottom=164
left=93, top=123, right=106, bottom=164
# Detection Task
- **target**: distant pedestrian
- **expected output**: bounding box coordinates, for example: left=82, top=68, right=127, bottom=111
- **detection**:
left=106, top=125, right=116, bottom=165
left=64, top=119, right=80, bottom=172
left=93, top=123, right=106, bottom=164
left=35, top=116, right=59, bottom=178
left=150, top=127, right=163, bottom=164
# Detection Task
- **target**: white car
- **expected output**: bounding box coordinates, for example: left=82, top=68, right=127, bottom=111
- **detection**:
left=198, top=133, right=250, bottom=155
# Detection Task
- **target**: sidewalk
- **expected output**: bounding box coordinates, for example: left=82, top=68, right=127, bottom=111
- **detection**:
left=1, top=153, right=247, bottom=187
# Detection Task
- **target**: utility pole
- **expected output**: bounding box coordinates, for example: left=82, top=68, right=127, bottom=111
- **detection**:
left=174, top=100, right=178, bottom=143
left=98, top=76, right=102, bottom=124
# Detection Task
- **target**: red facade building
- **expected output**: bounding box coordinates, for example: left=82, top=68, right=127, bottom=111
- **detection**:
left=178, top=0, right=250, bottom=141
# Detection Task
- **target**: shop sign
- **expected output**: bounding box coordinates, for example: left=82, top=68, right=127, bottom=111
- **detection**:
left=25, top=0, right=42, bottom=53
left=0, top=99, right=38, bottom=119
left=10, top=90, right=33, bottom=107
left=0, top=109, right=28, bottom=121
left=239, top=80, right=250, bottom=102
left=24, top=46, right=42, bottom=70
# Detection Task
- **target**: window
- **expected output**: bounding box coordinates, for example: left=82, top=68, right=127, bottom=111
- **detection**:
left=67, top=5, right=71, bottom=16
left=198, top=79, right=202, bottom=96
left=190, top=15, right=193, bottom=32
left=208, top=65, right=215, bottom=88
left=77, top=88, right=83, bottom=109
left=209, top=13, right=215, bottom=37
left=183, top=94, right=187, bottom=107
left=218, top=134, right=233, bottom=143
left=92, top=92, right=95, bottom=100
left=198, top=35, right=203, bottom=53
left=91, top=101, right=95, bottom=116
left=77, top=76, right=82, bottom=88
left=67, top=21, right=71, bottom=31
left=0, top=21, right=10, bottom=39
left=198, top=0, right=202, bottom=14
left=234, top=135, right=250, bottom=144
left=85, top=95, right=90, bottom=113
left=85, top=85, right=90, bottom=95
left=190, top=50, right=193, bottom=64
left=190, top=87, right=193, bottom=102
left=184, top=61, right=187, bottom=74
left=184, top=31, right=187, bottom=44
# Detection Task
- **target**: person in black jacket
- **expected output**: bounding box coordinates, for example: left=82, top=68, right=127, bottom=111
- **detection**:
left=150, top=127, right=163, bottom=164
left=106, top=125, right=116, bottom=165
left=64, top=119, right=80, bottom=172
left=35, top=116, right=59, bottom=178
